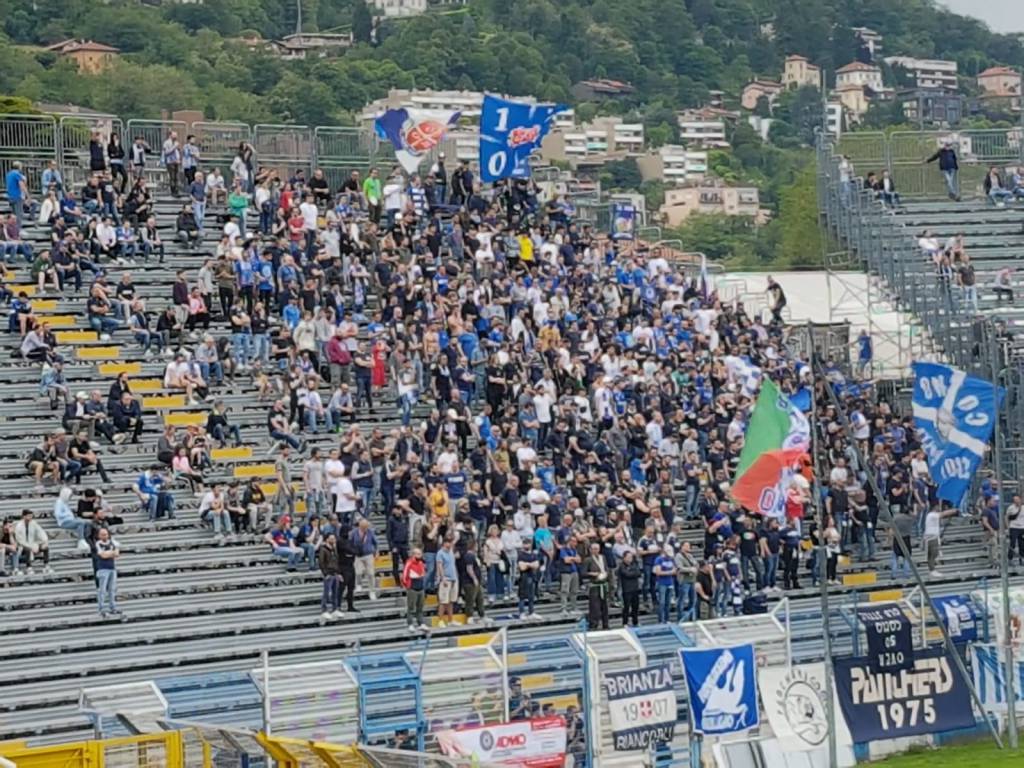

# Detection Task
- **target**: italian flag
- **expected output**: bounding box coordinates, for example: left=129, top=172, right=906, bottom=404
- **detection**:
left=732, top=379, right=810, bottom=518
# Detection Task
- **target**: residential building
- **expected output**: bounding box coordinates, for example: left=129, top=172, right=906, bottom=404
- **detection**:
left=268, top=32, right=352, bottom=60
left=898, top=88, right=964, bottom=127
left=676, top=108, right=736, bottom=148
left=783, top=55, right=821, bottom=90
left=45, top=39, right=120, bottom=74
left=833, top=84, right=870, bottom=123
left=852, top=27, right=883, bottom=60
left=836, top=61, right=884, bottom=93
left=539, top=116, right=645, bottom=167
left=825, top=102, right=844, bottom=138
left=741, top=79, right=784, bottom=111
left=370, top=0, right=427, bottom=16
left=569, top=79, right=636, bottom=101
left=636, top=145, right=709, bottom=186
left=885, top=56, right=958, bottom=90
left=977, top=66, right=1021, bottom=111
left=658, top=182, right=760, bottom=227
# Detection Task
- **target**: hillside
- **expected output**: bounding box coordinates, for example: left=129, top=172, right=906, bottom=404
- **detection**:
left=0, top=0, right=1019, bottom=266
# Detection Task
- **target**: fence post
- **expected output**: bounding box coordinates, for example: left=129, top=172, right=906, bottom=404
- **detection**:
left=261, top=650, right=271, bottom=737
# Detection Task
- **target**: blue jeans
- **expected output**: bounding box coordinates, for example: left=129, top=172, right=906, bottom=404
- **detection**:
left=487, top=564, right=506, bottom=598
left=424, top=551, right=437, bottom=592
left=211, top=423, right=241, bottom=447
left=269, top=430, right=301, bottom=450
left=192, top=200, right=206, bottom=231
left=59, top=516, right=90, bottom=541
left=642, top=562, right=656, bottom=604
left=96, top=569, right=118, bottom=613
left=199, top=360, right=223, bottom=385
left=305, top=409, right=335, bottom=434
left=273, top=545, right=301, bottom=569
left=764, top=553, right=779, bottom=588
left=676, top=581, right=695, bottom=621
left=356, top=485, right=373, bottom=515
left=399, top=391, right=417, bottom=426
left=321, top=575, right=341, bottom=612
left=858, top=530, right=876, bottom=561
left=305, top=490, right=326, bottom=518
left=943, top=169, right=959, bottom=198
left=233, top=333, right=252, bottom=366
left=656, top=583, right=674, bottom=622
left=890, top=552, right=911, bottom=581
left=89, top=315, right=119, bottom=335
left=253, top=334, right=270, bottom=364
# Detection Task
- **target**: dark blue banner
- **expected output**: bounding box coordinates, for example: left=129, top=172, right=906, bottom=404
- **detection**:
left=857, top=604, right=914, bottom=673
left=834, top=648, right=976, bottom=742
left=912, top=361, right=1003, bottom=506
left=931, top=594, right=979, bottom=643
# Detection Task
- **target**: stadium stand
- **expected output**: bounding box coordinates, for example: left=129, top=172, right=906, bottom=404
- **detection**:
left=0, top=121, right=1007, bottom=761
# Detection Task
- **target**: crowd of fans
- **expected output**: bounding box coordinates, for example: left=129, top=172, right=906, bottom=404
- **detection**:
left=1, top=131, right=959, bottom=638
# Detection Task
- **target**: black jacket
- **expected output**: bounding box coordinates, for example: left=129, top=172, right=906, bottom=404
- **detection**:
left=618, top=560, right=642, bottom=594
left=926, top=147, right=959, bottom=171
left=318, top=544, right=342, bottom=576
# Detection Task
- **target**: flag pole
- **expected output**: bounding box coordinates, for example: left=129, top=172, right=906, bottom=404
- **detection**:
left=815, top=356, right=1003, bottom=748
left=988, top=323, right=1019, bottom=748
left=807, top=322, right=839, bottom=768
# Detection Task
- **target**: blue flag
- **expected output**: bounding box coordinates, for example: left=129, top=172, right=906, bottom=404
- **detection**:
left=375, top=107, right=460, bottom=174
left=912, top=361, right=1003, bottom=506
left=478, top=94, right=567, bottom=182
left=680, top=645, right=760, bottom=736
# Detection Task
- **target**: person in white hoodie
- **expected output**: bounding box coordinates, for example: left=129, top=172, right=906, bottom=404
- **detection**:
left=54, top=486, right=89, bottom=542
left=14, top=508, right=50, bottom=574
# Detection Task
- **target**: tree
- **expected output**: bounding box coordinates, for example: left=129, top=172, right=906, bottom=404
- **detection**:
left=352, top=0, right=373, bottom=44
left=776, top=164, right=823, bottom=268
left=600, top=158, right=642, bottom=190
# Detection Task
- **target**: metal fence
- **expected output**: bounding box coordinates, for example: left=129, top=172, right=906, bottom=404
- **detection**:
left=837, top=127, right=1024, bottom=200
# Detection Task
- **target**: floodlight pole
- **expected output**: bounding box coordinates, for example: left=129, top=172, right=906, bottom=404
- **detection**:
left=988, top=325, right=1019, bottom=749
left=807, top=323, right=838, bottom=768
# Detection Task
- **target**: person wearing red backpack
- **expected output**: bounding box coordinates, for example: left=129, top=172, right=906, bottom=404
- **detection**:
left=402, top=547, right=429, bottom=632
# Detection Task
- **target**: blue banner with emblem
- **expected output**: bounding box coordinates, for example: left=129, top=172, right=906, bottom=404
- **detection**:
left=931, top=594, right=980, bottom=643
left=681, top=645, right=759, bottom=736
left=479, top=94, right=567, bottom=182
left=911, top=361, right=1003, bottom=506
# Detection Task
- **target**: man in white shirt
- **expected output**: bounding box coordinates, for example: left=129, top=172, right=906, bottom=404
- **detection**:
left=383, top=172, right=405, bottom=228
left=299, top=194, right=319, bottom=253
left=223, top=216, right=242, bottom=247
left=199, top=484, right=232, bottom=538
left=303, top=449, right=326, bottom=518
left=324, top=447, right=347, bottom=509
left=922, top=505, right=957, bottom=576
left=534, top=389, right=555, bottom=449
left=1009, top=494, right=1024, bottom=567
left=335, top=474, right=358, bottom=525
left=527, top=478, right=551, bottom=518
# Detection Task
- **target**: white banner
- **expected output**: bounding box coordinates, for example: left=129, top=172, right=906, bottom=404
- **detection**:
left=758, top=663, right=852, bottom=753
left=604, top=664, right=678, bottom=751
left=971, top=643, right=1024, bottom=713
left=435, top=716, right=567, bottom=768
left=973, top=587, right=1024, bottom=649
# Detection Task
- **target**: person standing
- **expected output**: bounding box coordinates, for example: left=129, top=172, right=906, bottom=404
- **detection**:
left=583, top=542, right=610, bottom=630
left=516, top=537, right=541, bottom=620
left=558, top=535, right=582, bottom=617
left=338, top=525, right=358, bottom=613
left=674, top=541, right=698, bottom=621
left=350, top=518, right=378, bottom=600
left=190, top=170, right=207, bottom=236
left=618, top=550, right=642, bottom=627
left=401, top=547, right=429, bottom=632
left=926, top=140, right=960, bottom=201
left=162, top=131, right=182, bottom=197
left=922, top=505, right=958, bottom=577
left=1008, top=495, right=1024, bottom=567
left=653, top=545, right=677, bottom=623
left=5, top=161, right=30, bottom=227
left=182, top=134, right=201, bottom=186
left=93, top=527, right=121, bottom=617
left=387, top=504, right=410, bottom=585
left=363, top=168, right=382, bottom=224
left=317, top=532, right=344, bottom=621
left=460, top=539, right=488, bottom=626
left=436, top=535, right=459, bottom=628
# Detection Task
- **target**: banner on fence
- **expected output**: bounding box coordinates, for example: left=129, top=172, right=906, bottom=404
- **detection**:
left=931, top=595, right=980, bottom=643
left=970, top=643, right=1024, bottom=713
left=911, top=361, right=1002, bottom=506
left=973, top=586, right=1024, bottom=650
left=758, top=663, right=853, bottom=752
left=604, top=663, right=677, bottom=751
left=610, top=202, right=636, bottom=241
left=435, top=716, right=566, bottom=768
left=833, top=648, right=976, bottom=742
left=681, top=644, right=759, bottom=736
left=857, top=604, right=914, bottom=672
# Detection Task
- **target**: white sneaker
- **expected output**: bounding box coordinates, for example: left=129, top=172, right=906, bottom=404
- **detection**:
left=929, top=570, right=943, bottom=578
left=466, top=616, right=477, bottom=625
left=519, top=613, right=528, bottom=620
left=100, top=334, right=111, bottom=342
left=437, top=620, right=447, bottom=628
left=44, top=566, right=53, bottom=575
left=419, top=623, right=430, bottom=631
left=369, top=592, right=378, bottom=601
left=321, top=611, right=333, bottom=621
left=331, top=610, right=345, bottom=619
left=407, top=624, right=418, bottom=632
left=26, top=567, right=35, bottom=575
left=113, top=433, right=127, bottom=444
left=145, top=349, right=154, bottom=357
left=530, top=612, right=542, bottom=620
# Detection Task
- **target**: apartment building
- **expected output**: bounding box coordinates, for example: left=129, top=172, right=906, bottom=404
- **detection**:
left=676, top=108, right=736, bottom=148
left=370, top=0, right=427, bottom=16
left=539, top=117, right=645, bottom=167
left=658, top=182, right=760, bottom=227
left=885, top=56, right=958, bottom=90
left=852, top=27, right=883, bottom=60
left=977, top=66, right=1021, bottom=111
left=636, top=145, right=709, bottom=186
left=835, top=61, right=884, bottom=93
left=742, top=80, right=784, bottom=110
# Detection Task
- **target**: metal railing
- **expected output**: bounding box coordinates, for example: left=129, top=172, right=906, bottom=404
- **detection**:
left=836, top=127, right=1024, bottom=201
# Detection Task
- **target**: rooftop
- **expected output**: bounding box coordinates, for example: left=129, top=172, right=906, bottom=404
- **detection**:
left=46, top=39, right=120, bottom=54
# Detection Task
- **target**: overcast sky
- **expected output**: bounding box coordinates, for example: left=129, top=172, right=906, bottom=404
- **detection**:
left=941, top=0, right=1024, bottom=33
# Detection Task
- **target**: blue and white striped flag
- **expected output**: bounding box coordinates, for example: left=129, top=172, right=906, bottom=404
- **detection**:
left=971, top=643, right=1024, bottom=712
